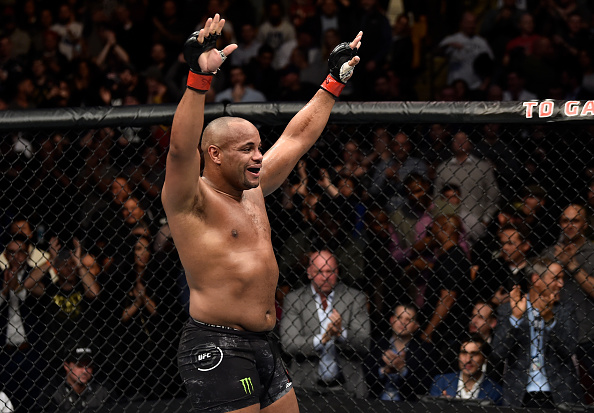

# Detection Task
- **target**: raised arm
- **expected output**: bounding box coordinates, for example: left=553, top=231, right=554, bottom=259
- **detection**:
left=162, top=14, right=237, bottom=213
left=260, top=32, right=363, bottom=196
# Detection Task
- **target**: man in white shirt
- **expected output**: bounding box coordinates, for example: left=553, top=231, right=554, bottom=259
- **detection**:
left=430, top=334, right=502, bottom=405
left=49, top=3, right=83, bottom=61
left=0, top=235, right=46, bottom=412
left=491, top=258, right=582, bottom=407
left=438, top=12, right=494, bottom=90
left=214, top=66, right=266, bottom=103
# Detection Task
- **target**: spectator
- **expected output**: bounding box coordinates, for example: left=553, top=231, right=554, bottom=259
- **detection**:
left=486, top=83, right=504, bottom=101
left=502, top=70, right=537, bottom=101
left=434, top=130, right=501, bottom=225
left=93, top=26, right=130, bottom=72
left=512, top=184, right=558, bottom=253
left=313, top=0, right=350, bottom=46
left=81, top=173, right=133, bottom=262
left=0, top=234, right=47, bottom=412
left=491, top=257, right=582, bottom=408
left=28, top=8, right=54, bottom=55
left=503, top=12, right=542, bottom=69
left=430, top=334, right=503, bottom=405
left=39, top=238, right=101, bottom=353
left=412, top=214, right=472, bottom=348
left=229, top=23, right=262, bottom=67
left=50, top=3, right=84, bottom=61
left=366, top=303, right=435, bottom=401
left=69, top=58, right=104, bottom=107
left=275, top=190, right=367, bottom=289
left=469, top=301, right=497, bottom=344
left=7, top=75, right=35, bottom=110
left=272, top=65, right=318, bottom=102
left=417, top=123, right=452, bottom=178
left=466, top=301, right=504, bottom=384
left=245, top=44, right=279, bottom=100
left=288, top=44, right=326, bottom=87
left=36, top=341, right=117, bottom=412
left=126, top=145, right=166, bottom=215
left=1, top=216, right=53, bottom=276
left=438, top=11, right=494, bottom=90
left=434, top=183, right=485, bottom=247
left=473, top=222, right=533, bottom=307
left=553, top=12, right=589, bottom=69
left=480, top=0, right=523, bottom=61
left=151, top=0, right=185, bottom=62
left=330, top=138, right=367, bottom=182
left=102, top=234, right=160, bottom=399
left=113, top=3, right=151, bottom=70
left=387, top=13, right=414, bottom=83
left=196, top=0, right=236, bottom=47
left=370, top=131, right=426, bottom=206
left=39, top=29, right=69, bottom=80
left=542, top=204, right=594, bottom=398
left=121, top=196, right=157, bottom=236
left=344, top=0, right=392, bottom=99
left=257, top=0, right=296, bottom=55
left=522, top=36, right=561, bottom=99
left=474, top=123, right=522, bottom=199
left=280, top=249, right=370, bottom=398
left=214, top=65, right=266, bottom=103
left=361, top=204, right=402, bottom=328
left=389, top=173, right=435, bottom=284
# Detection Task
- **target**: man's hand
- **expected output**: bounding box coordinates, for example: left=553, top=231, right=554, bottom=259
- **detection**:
left=533, top=288, right=559, bottom=323
left=184, top=14, right=237, bottom=74
left=382, top=349, right=406, bottom=373
left=322, top=309, right=343, bottom=344
left=4, top=267, right=19, bottom=292
left=510, top=285, right=527, bottom=320
left=320, top=31, right=362, bottom=97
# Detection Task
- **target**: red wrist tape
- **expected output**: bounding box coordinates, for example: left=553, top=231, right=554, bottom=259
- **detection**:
left=320, top=74, right=345, bottom=98
left=187, top=70, right=214, bottom=93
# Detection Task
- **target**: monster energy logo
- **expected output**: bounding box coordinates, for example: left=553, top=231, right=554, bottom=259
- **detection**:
left=240, top=377, right=253, bottom=394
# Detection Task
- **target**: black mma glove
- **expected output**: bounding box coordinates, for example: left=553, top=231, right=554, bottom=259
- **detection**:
left=320, top=42, right=358, bottom=98
left=183, top=31, right=221, bottom=93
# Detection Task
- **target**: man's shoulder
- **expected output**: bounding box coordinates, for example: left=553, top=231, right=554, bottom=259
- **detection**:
left=335, top=282, right=365, bottom=297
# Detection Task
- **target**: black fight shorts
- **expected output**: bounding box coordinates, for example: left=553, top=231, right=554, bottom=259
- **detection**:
left=178, top=318, right=293, bottom=412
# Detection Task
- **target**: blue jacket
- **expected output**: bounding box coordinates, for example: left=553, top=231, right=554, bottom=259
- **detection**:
left=430, top=372, right=503, bottom=405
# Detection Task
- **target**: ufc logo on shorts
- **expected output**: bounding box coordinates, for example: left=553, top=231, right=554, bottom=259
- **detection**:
left=197, top=352, right=211, bottom=361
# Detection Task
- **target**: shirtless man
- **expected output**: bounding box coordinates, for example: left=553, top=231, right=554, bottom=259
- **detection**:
left=161, top=14, right=362, bottom=413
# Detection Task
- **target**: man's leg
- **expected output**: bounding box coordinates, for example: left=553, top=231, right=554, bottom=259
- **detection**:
left=261, top=388, right=299, bottom=413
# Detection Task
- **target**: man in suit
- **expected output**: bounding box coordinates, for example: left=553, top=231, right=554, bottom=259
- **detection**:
left=366, top=303, right=436, bottom=401
left=491, top=257, right=582, bottom=408
left=280, top=249, right=370, bottom=398
left=430, top=333, right=502, bottom=405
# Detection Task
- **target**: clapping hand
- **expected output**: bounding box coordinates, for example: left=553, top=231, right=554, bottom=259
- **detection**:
left=382, top=349, right=406, bottom=373
left=322, top=309, right=343, bottom=344
left=510, top=285, right=527, bottom=319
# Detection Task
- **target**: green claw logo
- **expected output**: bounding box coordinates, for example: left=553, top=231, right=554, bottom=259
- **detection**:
left=240, top=377, right=253, bottom=394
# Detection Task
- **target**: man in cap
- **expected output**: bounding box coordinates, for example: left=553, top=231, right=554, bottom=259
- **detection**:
left=36, top=342, right=116, bottom=412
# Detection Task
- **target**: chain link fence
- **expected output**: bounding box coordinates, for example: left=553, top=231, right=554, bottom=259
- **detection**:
left=0, top=101, right=594, bottom=412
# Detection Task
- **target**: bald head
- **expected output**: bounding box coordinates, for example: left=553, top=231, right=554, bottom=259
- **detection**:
left=202, top=117, right=258, bottom=153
